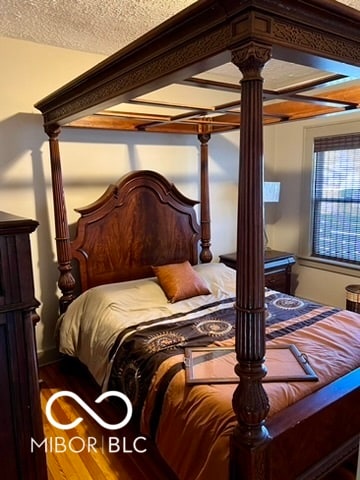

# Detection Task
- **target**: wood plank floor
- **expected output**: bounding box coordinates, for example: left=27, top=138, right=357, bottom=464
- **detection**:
left=40, top=360, right=358, bottom=480
left=39, top=360, right=178, bottom=480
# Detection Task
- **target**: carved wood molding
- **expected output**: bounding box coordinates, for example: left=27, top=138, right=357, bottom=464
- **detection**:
left=232, top=42, right=272, bottom=80
left=35, top=1, right=360, bottom=129
left=231, top=5, right=360, bottom=68
left=39, top=27, right=230, bottom=126
left=272, top=19, right=360, bottom=65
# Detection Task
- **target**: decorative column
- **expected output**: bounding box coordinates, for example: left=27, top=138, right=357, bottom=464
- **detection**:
left=230, top=41, right=272, bottom=480
left=45, top=125, right=76, bottom=313
left=198, top=131, right=212, bottom=263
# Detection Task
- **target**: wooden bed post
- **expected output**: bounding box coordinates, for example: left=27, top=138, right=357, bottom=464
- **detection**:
left=198, top=131, right=212, bottom=263
left=230, top=41, right=272, bottom=480
left=45, top=125, right=76, bottom=313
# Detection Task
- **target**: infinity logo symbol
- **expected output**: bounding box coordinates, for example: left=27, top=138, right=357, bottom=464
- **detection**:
left=46, top=390, right=133, bottom=431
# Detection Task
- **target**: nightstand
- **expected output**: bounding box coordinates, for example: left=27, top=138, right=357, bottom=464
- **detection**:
left=219, top=250, right=296, bottom=294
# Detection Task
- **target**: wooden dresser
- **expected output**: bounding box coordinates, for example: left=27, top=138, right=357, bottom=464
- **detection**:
left=219, top=250, right=296, bottom=294
left=0, top=212, right=47, bottom=479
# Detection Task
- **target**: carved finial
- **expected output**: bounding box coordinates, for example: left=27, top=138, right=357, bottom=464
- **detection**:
left=197, top=132, right=211, bottom=144
left=44, top=124, right=61, bottom=139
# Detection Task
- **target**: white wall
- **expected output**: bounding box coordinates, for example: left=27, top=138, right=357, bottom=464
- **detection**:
left=217, top=114, right=360, bottom=309
left=0, top=37, right=239, bottom=363
left=263, top=113, right=360, bottom=308
left=268, top=111, right=360, bottom=307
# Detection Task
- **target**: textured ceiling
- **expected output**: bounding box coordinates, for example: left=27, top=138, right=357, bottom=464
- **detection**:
left=0, top=0, right=197, bottom=55
left=0, top=0, right=359, bottom=55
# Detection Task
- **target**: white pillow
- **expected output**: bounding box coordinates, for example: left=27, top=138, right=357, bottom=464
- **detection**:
left=193, top=262, right=236, bottom=294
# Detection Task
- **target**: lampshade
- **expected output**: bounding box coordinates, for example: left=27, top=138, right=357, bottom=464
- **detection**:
left=263, top=182, right=280, bottom=203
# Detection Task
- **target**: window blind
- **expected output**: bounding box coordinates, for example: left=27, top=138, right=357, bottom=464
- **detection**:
left=312, top=133, right=360, bottom=265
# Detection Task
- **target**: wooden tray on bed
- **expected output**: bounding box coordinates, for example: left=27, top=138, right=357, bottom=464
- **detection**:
left=184, top=345, right=318, bottom=384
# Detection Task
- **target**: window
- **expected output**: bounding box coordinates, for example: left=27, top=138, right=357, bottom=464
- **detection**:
left=312, top=133, right=360, bottom=266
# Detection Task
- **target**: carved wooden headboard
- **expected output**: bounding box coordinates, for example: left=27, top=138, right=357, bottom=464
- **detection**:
left=70, top=170, right=201, bottom=292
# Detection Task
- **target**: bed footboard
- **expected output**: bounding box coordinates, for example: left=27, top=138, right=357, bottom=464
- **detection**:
left=230, top=367, right=360, bottom=480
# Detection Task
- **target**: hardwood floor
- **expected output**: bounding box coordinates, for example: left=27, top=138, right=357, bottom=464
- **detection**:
left=39, top=360, right=177, bottom=480
left=40, top=360, right=358, bottom=480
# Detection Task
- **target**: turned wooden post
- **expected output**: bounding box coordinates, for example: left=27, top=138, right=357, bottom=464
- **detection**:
left=198, top=131, right=213, bottom=263
left=230, top=41, right=272, bottom=480
left=45, top=125, right=76, bottom=313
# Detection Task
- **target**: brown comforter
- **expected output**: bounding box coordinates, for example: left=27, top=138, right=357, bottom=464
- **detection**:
left=108, top=291, right=360, bottom=480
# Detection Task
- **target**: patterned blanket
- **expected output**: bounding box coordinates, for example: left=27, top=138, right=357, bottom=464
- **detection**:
left=108, top=290, right=339, bottom=423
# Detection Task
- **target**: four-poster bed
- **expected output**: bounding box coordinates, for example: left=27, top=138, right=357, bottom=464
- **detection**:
left=35, top=1, right=360, bottom=479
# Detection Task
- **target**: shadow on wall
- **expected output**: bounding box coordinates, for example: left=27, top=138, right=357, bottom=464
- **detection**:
left=0, top=112, right=59, bottom=355
left=0, top=112, right=241, bottom=359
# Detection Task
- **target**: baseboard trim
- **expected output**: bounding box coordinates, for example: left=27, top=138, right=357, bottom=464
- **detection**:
left=37, top=347, right=61, bottom=366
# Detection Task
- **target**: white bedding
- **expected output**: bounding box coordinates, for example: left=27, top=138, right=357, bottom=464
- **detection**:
left=58, top=262, right=237, bottom=386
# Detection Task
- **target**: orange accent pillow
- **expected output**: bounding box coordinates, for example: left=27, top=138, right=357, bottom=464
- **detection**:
left=152, top=261, right=211, bottom=303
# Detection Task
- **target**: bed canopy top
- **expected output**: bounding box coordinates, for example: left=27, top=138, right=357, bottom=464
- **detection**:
left=35, top=0, right=360, bottom=134
left=35, top=1, right=360, bottom=479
